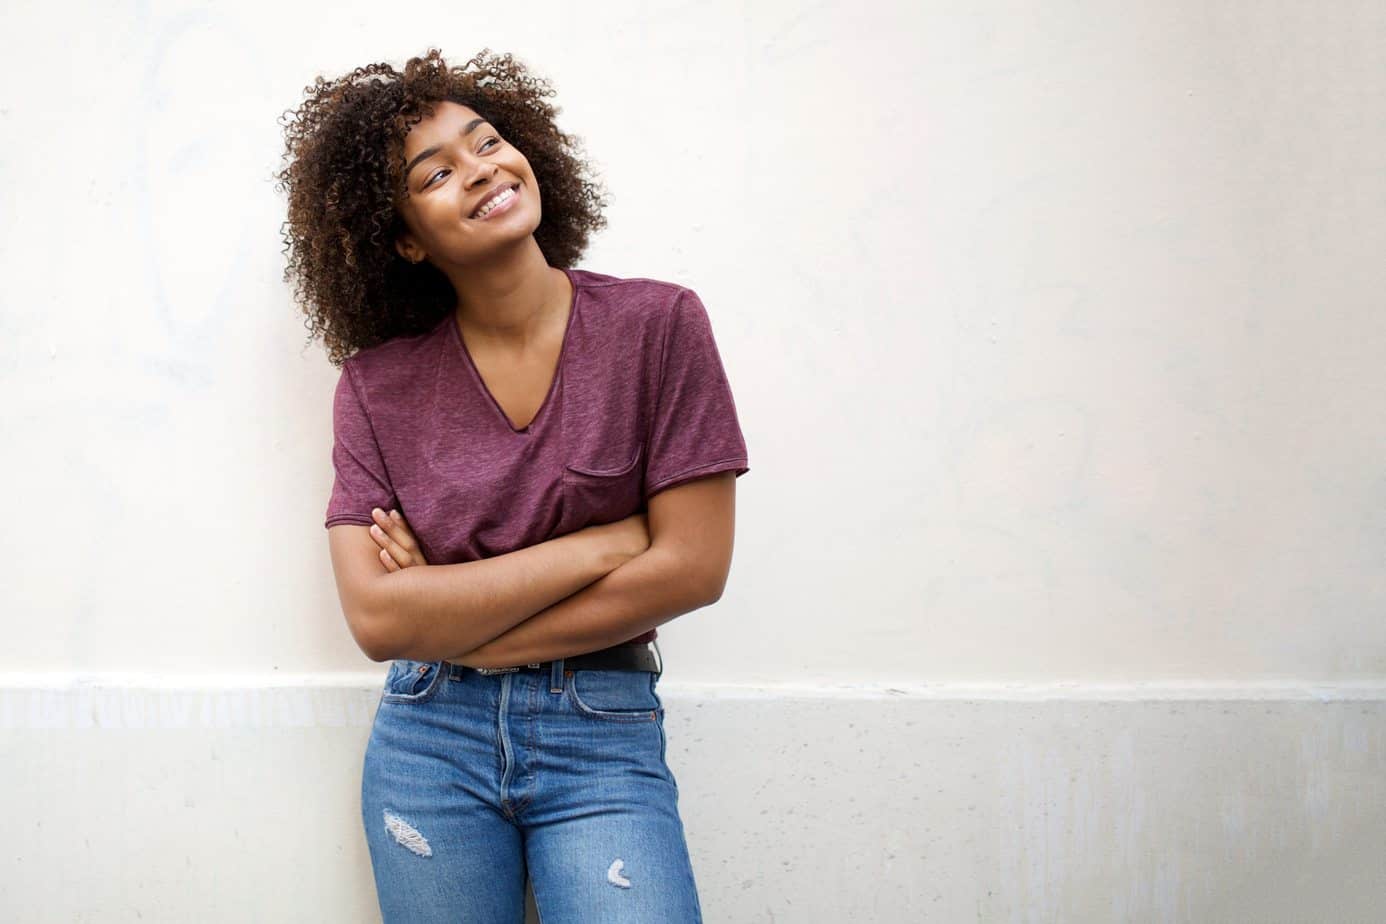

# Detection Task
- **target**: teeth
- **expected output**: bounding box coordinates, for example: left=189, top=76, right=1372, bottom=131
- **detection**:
left=474, top=186, right=515, bottom=218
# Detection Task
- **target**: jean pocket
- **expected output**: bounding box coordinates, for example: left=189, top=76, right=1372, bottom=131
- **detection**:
left=380, top=659, right=446, bottom=705
left=566, top=669, right=660, bottom=721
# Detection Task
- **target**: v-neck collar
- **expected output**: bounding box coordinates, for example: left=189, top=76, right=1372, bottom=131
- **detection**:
left=448, top=266, right=579, bottom=435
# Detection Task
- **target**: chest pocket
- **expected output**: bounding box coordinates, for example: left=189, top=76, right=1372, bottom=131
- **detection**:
left=557, top=383, right=646, bottom=536
left=559, top=441, right=644, bottom=534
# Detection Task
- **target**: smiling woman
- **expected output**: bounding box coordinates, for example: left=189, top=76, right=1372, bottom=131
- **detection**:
left=277, top=47, right=747, bottom=924
left=389, top=101, right=549, bottom=276
left=274, top=47, right=610, bottom=367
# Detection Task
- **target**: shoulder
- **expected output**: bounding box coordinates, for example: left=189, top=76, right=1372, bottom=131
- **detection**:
left=569, top=267, right=692, bottom=325
left=341, top=317, right=452, bottom=390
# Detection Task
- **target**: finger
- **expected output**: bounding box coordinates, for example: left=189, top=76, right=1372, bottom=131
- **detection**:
left=372, top=507, right=402, bottom=539
left=387, top=509, right=423, bottom=553
left=370, top=523, right=414, bottom=567
left=374, top=508, right=421, bottom=556
left=388, top=509, right=429, bottom=565
left=379, top=547, right=399, bottom=572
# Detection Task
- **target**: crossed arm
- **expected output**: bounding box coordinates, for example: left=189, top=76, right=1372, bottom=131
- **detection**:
left=356, top=471, right=737, bottom=667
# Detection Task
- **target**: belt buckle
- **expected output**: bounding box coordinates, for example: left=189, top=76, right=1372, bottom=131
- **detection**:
left=475, top=663, right=543, bottom=675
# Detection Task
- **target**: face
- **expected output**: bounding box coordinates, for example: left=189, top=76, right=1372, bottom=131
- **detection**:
left=392, top=101, right=541, bottom=267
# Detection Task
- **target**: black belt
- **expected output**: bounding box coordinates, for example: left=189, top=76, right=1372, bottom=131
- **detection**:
left=458, top=642, right=660, bottom=675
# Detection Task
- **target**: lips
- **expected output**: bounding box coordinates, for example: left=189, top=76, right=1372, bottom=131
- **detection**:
left=469, top=183, right=520, bottom=219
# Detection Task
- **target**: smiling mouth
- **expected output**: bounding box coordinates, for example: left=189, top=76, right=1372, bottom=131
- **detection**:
left=469, top=183, right=521, bottom=220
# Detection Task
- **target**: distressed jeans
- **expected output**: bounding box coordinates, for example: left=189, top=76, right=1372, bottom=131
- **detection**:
left=361, top=657, right=703, bottom=923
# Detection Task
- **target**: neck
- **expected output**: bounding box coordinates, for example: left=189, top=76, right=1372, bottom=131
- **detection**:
left=447, top=241, right=568, bottom=346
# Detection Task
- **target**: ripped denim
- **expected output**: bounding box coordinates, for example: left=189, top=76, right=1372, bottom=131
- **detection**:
left=360, top=658, right=702, bottom=923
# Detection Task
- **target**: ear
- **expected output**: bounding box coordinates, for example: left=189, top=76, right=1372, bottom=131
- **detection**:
left=394, top=234, right=424, bottom=264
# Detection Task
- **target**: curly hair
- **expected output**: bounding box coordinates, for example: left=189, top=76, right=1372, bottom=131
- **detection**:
left=274, top=48, right=609, bottom=367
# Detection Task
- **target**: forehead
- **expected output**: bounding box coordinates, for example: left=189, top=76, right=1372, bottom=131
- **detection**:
left=401, top=100, right=486, bottom=155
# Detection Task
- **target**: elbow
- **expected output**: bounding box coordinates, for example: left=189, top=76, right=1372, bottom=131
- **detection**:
left=349, top=614, right=395, bottom=663
left=677, top=552, right=728, bottom=607
left=696, top=567, right=728, bottom=607
left=348, top=596, right=399, bottom=663
left=359, top=624, right=398, bottom=663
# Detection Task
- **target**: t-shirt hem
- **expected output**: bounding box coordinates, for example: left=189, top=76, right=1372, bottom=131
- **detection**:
left=325, top=513, right=375, bottom=529
left=644, top=458, right=749, bottom=500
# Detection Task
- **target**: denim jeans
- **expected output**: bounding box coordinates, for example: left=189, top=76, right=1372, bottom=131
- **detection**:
left=361, top=657, right=704, bottom=923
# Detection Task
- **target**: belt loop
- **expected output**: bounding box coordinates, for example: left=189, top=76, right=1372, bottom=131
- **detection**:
left=550, top=658, right=565, bottom=693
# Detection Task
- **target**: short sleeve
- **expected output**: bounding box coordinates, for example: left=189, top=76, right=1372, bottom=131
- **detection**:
left=324, top=361, right=399, bottom=529
left=643, top=288, right=750, bottom=500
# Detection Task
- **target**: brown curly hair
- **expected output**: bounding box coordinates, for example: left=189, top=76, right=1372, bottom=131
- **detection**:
left=274, top=48, right=609, bottom=367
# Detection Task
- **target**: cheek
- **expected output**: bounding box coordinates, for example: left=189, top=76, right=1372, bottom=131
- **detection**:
left=414, top=196, right=466, bottom=234
left=505, top=153, right=536, bottom=190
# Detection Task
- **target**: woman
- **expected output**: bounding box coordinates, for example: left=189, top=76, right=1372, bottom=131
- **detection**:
left=276, top=48, right=749, bottom=922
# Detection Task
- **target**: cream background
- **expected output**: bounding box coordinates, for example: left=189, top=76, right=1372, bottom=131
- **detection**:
left=2, top=1, right=1383, bottom=920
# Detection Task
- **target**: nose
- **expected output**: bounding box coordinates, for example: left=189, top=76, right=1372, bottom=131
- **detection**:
left=465, top=162, right=500, bottom=191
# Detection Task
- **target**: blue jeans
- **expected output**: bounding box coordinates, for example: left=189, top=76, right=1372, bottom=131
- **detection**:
left=361, top=657, right=704, bottom=923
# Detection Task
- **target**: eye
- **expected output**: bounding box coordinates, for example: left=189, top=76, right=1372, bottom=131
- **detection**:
left=422, top=139, right=501, bottom=189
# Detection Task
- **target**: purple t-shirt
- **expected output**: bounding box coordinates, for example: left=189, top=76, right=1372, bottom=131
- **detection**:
left=324, top=267, right=750, bottom=645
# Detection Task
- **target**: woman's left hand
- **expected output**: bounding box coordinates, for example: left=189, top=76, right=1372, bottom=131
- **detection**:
left=370, top=507, right=429, bottom=571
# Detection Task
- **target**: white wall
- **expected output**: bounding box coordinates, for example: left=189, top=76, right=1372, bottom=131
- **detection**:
left=2, top=1, right=1383, bottom=921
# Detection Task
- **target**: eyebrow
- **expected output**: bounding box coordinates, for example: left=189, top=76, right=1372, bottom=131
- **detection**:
left=403, top=117, right=490, bottom=183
